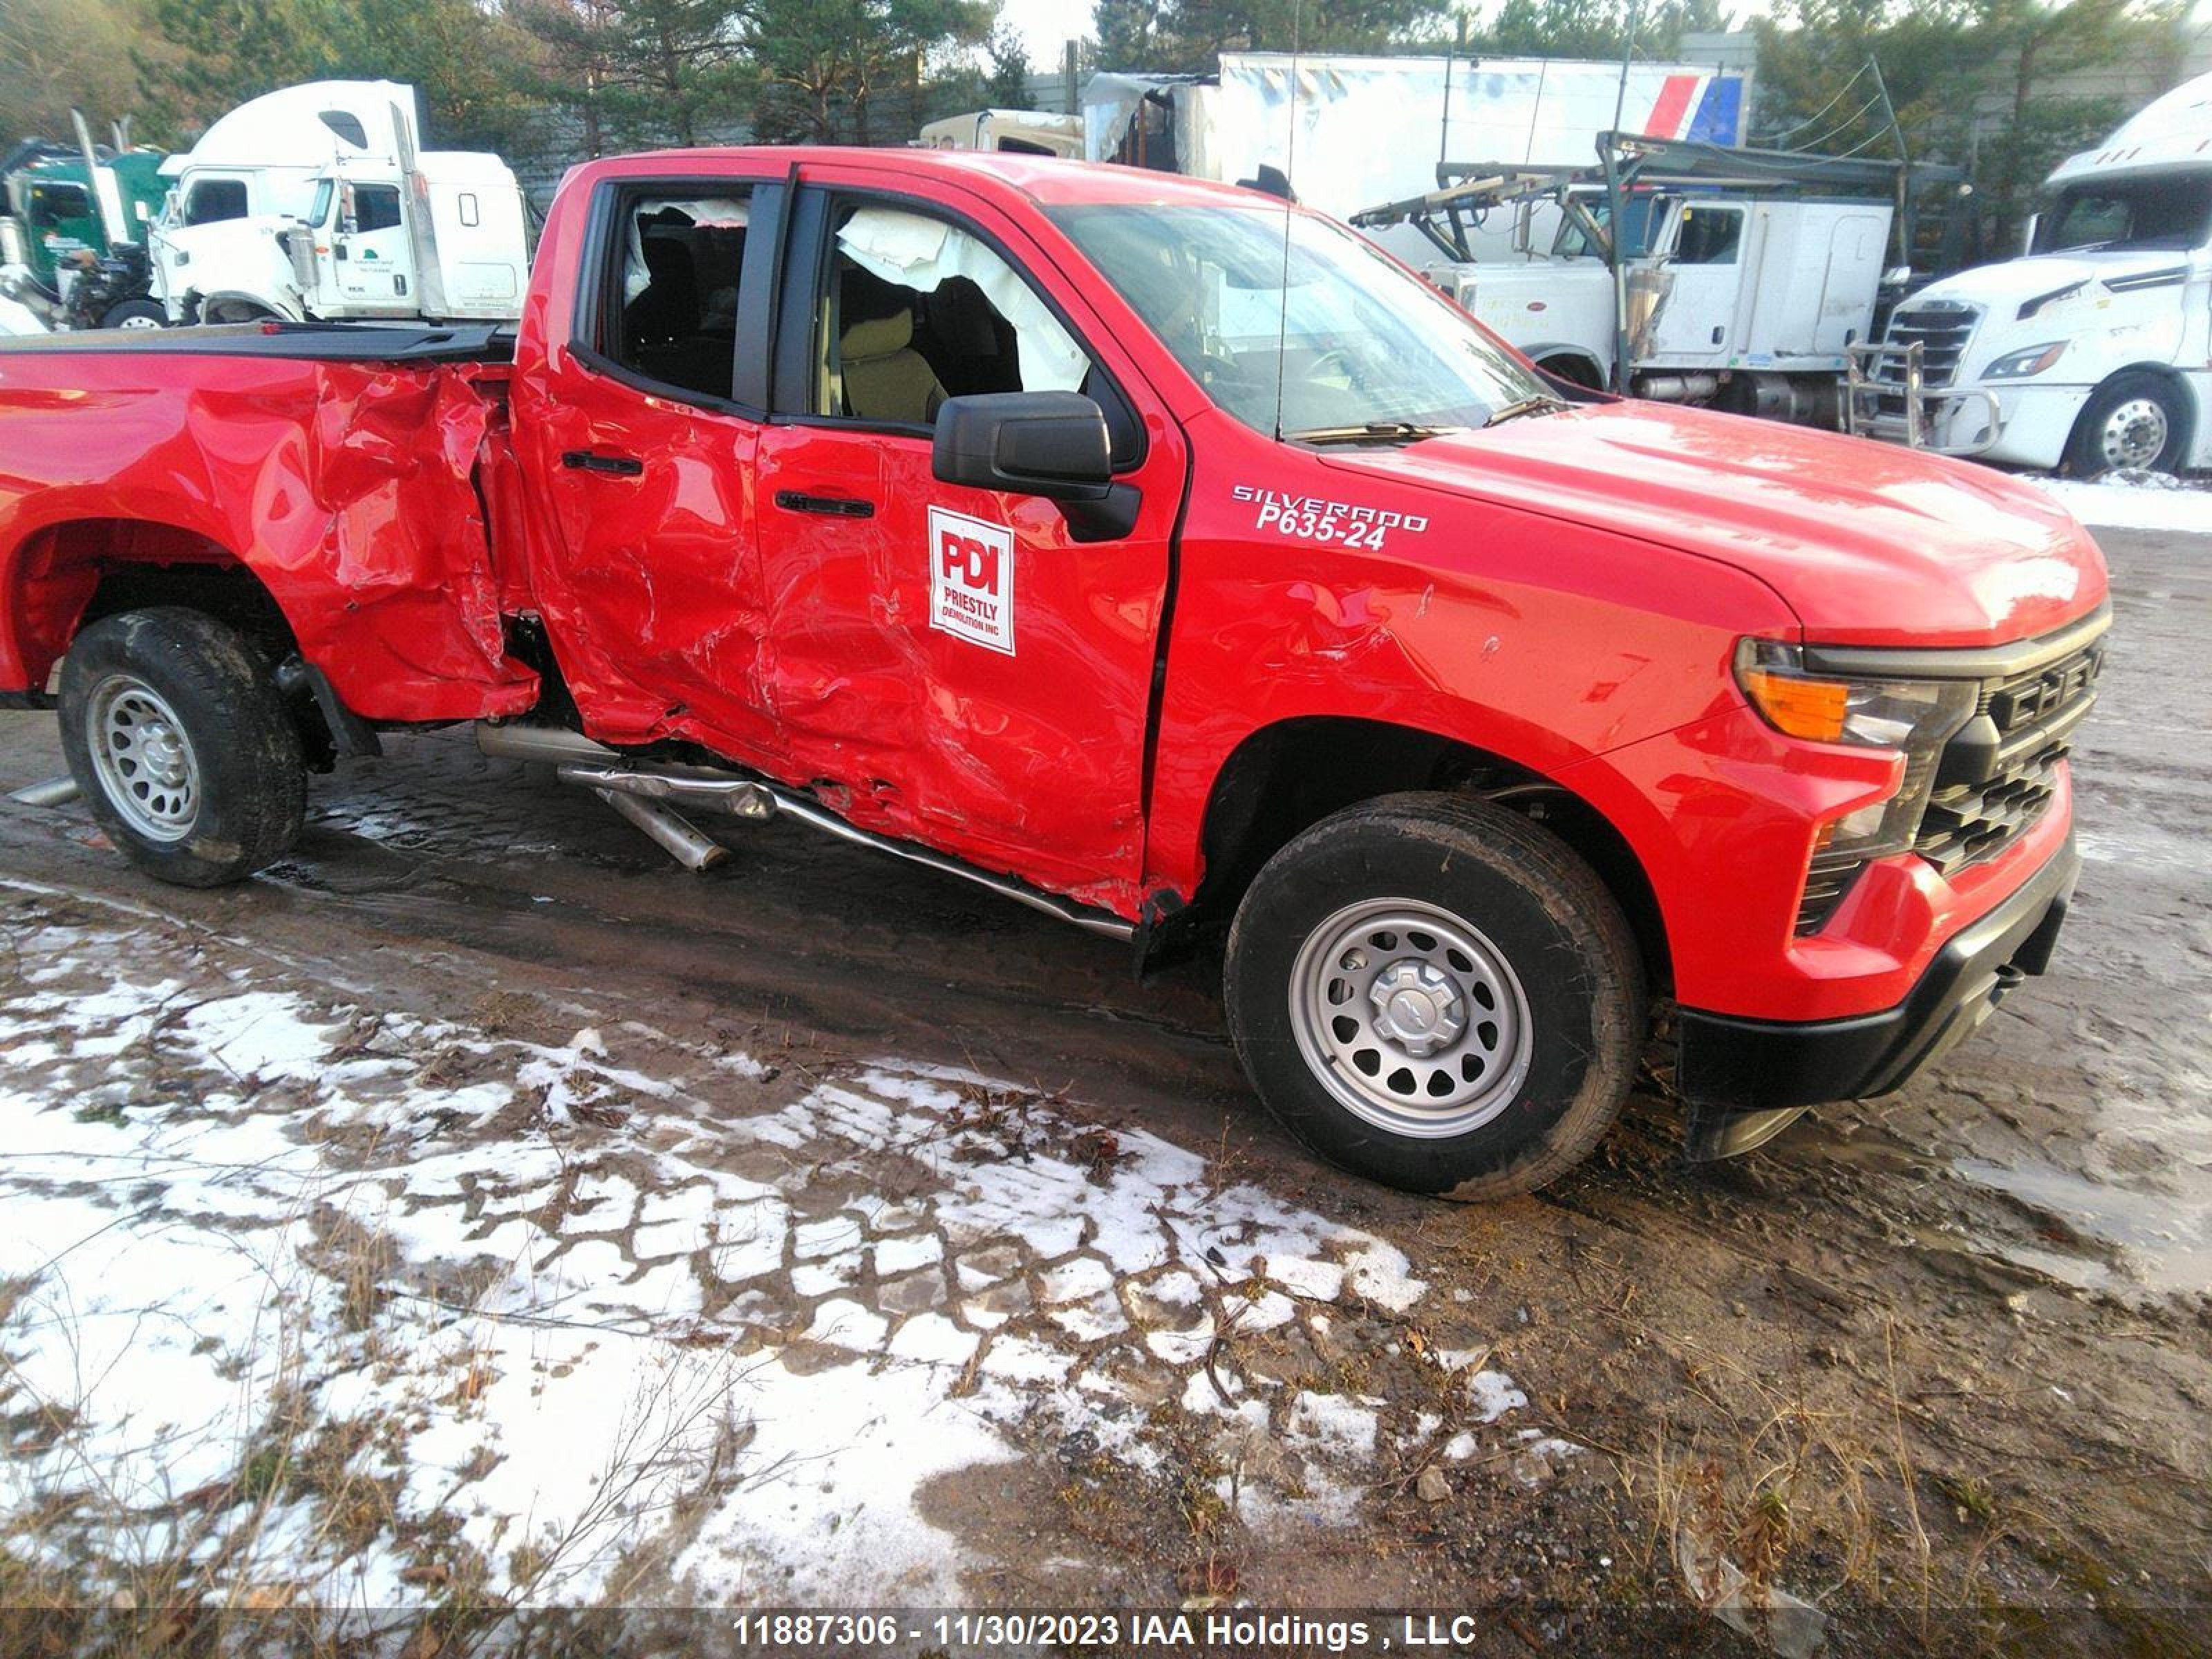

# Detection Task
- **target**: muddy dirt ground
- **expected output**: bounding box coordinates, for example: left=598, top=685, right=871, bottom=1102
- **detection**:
left=0, top=525, right=2204, bottom=1656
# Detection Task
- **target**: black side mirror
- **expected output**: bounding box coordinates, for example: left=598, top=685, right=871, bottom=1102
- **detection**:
left=932, top=391, right=1113, bottom=502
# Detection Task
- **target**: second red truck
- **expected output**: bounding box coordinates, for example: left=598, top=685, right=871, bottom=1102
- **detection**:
left=0, top=148, right=2108, bottom=1197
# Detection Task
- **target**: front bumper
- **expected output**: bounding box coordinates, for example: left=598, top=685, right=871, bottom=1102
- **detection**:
left=1676, top=834, right=2079, bottom=1112
left=1843, top=347, right=2090, bottom=469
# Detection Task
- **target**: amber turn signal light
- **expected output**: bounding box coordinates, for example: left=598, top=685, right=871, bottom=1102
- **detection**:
left=1737, top=666, right=1850, bottom=742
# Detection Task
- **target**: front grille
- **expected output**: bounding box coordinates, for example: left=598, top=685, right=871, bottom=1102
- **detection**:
left=1983, top=641, right=2106, bottom=735
left=1877, top=300, right=1980, bottom=390
left=1797, top=849, right=1866, bottom=933
left=1917, top=743, right=2065, bottom=874
left=1914, top=637, right=2106, bottom=877
left=1795, top=632, right=2105, bottom=929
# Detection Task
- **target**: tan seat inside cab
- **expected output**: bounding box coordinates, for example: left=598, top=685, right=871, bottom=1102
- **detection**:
left=838, top=308, right=948, bottom=425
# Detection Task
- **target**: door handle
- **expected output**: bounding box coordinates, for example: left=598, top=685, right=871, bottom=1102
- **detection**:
left=774, top=490, right=876, bottom=518
left=561, top=449, right=644, bottom=476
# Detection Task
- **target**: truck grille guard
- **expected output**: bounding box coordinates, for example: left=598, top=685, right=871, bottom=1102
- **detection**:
left=1844, top=337, right=2003, bottom=455
left=1844, top=299, right=1998, bottom=453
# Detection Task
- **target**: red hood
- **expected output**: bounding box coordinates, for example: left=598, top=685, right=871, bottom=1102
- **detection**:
left=1324, top=401, right=2108, bottom=647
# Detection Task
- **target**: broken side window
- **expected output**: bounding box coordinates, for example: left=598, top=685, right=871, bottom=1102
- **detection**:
left=602, top=190, right=751, bottom=403
left=814, top=203, right=1093, bottom=427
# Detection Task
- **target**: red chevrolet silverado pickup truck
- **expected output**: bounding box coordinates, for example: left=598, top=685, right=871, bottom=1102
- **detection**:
left=0, top=149, right=2108, bottom=1198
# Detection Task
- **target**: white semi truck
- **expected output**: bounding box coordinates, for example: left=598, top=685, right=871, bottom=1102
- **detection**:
left=1084, top=53, right=1747, bottom=224
left=148, top=79, right=530, bottom=326
left=1850, top=70, right=2212, bottom=473
left=1356, top=138, right=1940, bottom=426
left=918, top=109, right=1085, bottom=158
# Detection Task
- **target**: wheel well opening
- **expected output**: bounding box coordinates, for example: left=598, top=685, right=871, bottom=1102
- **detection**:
left=1193, top=717, right=1671, bottom=991
left=10, top=519, right=334, bottom=763
left=1537, top=352, right=1605, bottom=391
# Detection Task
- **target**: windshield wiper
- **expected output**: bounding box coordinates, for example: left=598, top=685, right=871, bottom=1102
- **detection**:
left=1284, top=420, right=1465, bottom=445
left=1482, top=395, right=1569, bottom=427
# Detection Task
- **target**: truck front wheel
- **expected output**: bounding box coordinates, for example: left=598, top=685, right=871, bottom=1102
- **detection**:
left=100, top=299, right=167, bottom=330
left=59, top=609, right=306, bottom=888
left=1224, top=794, right=1643, bottom=1199
left=2066, top=370, right=2189, bottom=475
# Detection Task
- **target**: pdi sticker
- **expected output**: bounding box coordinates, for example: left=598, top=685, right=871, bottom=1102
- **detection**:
left=928, top=506, right=1015, bottom=656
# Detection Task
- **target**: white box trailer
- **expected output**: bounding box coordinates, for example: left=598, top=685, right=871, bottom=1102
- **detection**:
left=1084, top=53, right=1746, bottom=228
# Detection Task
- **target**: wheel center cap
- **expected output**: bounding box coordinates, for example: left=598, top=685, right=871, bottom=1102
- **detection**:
left=140, top=725, right=184, bottom=784
left=1389, top=990, right=1435, bottom=1031
left=1369, top=960, right=1466, bottom=1056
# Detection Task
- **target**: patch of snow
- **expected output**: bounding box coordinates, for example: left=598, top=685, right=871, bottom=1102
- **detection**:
left=1264, top=1255, right=1345, bottom=1302
left=883, top=1311, right=979, bottom=1368
left=2028, top=470, right=2212, bottom=534
left=1466, top=1368, right=1530, bottom=1422
left=872, top=1232, right=944, bottom=1275
left=0, top=906, right=1531, bottom=1612
left=1287, top=1391, right=1380, bottom=1457
left=1035, top=1256, right=1115, bottom=1305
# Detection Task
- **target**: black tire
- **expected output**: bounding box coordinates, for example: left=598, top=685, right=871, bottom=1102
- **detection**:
left=2064, top=370, right=2190, bottom=476
left=1224, top=792, right=1644, bottom=1200
left=100, top=299, right=167, bottom=330
left=58, top=608, right=306, bottom=887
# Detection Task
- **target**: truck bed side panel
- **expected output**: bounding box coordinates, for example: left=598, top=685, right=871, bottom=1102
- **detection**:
left=0, top=348, right=537, bottom=720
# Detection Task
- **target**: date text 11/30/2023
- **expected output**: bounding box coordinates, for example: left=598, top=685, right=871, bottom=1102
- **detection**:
left=727, top=1611, right=1501, bottom=1651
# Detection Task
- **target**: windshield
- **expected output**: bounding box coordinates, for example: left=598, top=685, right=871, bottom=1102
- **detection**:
left=1051, top=202, right=1547, bottom=438
left=1553, top=193, right=1660, bottom=262
left=2032, top=176, right=2212, bottom=254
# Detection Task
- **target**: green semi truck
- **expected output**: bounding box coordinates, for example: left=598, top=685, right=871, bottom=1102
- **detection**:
left=1, top=135, right=169, bottom=307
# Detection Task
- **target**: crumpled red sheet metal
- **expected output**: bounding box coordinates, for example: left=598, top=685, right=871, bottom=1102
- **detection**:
left=0, top=348, right=537, bottom=720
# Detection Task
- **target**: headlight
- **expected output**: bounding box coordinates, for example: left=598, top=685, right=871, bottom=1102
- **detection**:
left=1984, top=341, right=2067, bottom=379
left=1735, top=639, right=1978, bottom=859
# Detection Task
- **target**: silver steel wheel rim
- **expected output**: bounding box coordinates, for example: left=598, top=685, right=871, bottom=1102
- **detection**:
left=115, top=314, right=161, bottom=330
left=2099, top=397, right=2169, bottom=469
left=1288, top=897, right=1534, bottom=1139
left=88, top=675, right=200, bottom=842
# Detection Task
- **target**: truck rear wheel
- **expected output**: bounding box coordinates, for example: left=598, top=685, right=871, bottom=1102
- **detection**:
left=2066, top=371, right=2189, bottom=475
left=59, top=608, right=306, bottom=888
left=1224, top=793, right=1643, bottom=1200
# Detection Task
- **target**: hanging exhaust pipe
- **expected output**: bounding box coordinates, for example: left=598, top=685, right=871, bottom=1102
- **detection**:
left=593, top=788, right=728, bottom=872
left=8, top=776, right=81, bottom=808
left=477, top=723, right=774, bottom=821
left=471, top=720, right=1135, bottom=940
left=556, top=764, right=774, bottom=822
left=478, top=723, right=736, bottom=870
left=476, top=722, right=621, bottom=765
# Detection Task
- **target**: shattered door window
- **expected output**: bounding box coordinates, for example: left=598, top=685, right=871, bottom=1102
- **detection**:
left=816, top=204, right=1092, bottom=427
left=607, top=191, right=751, bottom=402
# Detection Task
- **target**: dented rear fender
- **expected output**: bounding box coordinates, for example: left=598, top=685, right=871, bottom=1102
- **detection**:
left=0, top=351, right=538, bottom=721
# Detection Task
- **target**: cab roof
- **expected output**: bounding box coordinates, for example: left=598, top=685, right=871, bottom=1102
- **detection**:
left=2050, top=68, right=2212, bottom=187
left=577, top=146, right=1282, bottom=212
